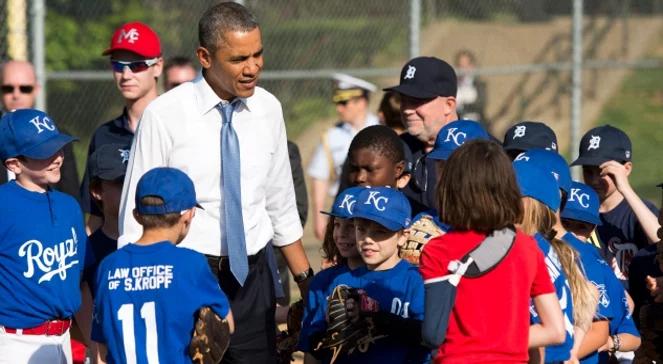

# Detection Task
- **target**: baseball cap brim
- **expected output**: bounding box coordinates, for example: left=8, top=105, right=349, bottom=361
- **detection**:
left=320, top=210, right=351, bottom=219
left=94, top=170, right=126, bottom=182
left=21, top=134, right=77, bottom=160
left=561, top=208, right=602, bottom=226
left=383, top=84, right=439, bottom=99
left=427, top=148, right=452, bottom=161
left=570, top=155, right=610, bottom=167
left=352, top=210, right=403, bottom=231
left=102, top=46, right=159, bottom=58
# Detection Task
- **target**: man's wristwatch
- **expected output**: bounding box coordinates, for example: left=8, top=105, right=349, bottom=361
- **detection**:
left=294, top=267, right=314, bottom=284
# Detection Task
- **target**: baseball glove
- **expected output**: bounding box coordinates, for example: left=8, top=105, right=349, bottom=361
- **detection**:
left=190, top=306, right=231, bottom=364
left=313, top=285, right=382, bottom=364
left=276, top=299, right=305, bottom=364
left=401, top=213, right=444, bottom=266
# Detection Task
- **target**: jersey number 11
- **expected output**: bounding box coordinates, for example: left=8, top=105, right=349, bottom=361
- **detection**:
left=118, top=302, right=159, bottom=364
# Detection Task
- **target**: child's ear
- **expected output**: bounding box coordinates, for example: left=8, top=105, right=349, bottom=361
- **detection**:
left=397, top=228, right=410, bottom=247
left=132, top=209, right=142, bottom=224
left=4, top=158, right=21, bottom=174
left=623, top=161, right=633, bottom=176
left=395, top=161, right=411, bottom=189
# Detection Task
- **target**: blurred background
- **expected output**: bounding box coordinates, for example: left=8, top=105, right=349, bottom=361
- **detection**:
left=2, top=0, right=663, bottom=208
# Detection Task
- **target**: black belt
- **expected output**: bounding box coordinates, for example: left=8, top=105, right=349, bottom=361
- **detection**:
left=206, top=249, right=263, bottom=272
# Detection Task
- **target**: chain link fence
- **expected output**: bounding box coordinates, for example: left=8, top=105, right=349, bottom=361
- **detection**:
left=2, top=0, right=663, bottom=177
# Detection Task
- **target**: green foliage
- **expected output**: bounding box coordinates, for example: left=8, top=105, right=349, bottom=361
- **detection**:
left=596, top=68, right=663, bottom=202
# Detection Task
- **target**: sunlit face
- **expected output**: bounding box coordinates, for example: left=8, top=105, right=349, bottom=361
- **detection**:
left=7, top=150, right=64, bottom=191
left=333, top=217, right=359, bottom=259
left=197, top=28, right=263, bottom=100
left=348, top=147, right=404, bottom=188
left=1, top=61, right=38, bottom=111
left=165, top=65, right=197, bottom=91
left=400, top=95, right=455, bottom=144
left=336, top=97, right=367, bottom=124
left=355, top=218, right=406, bottom=271
left=110, top=50, right=162, bottom=101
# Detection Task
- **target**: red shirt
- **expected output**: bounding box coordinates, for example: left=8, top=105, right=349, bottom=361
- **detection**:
left=419, top=229, right=554, bottom=364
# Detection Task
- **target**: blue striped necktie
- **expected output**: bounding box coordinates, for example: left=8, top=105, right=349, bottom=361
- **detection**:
left=217, top=100, right=248, bottom=285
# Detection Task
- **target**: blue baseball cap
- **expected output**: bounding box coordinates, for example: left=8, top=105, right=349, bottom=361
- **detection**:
left=321, top=186, right=365, bottom=219
left=135, top=167, right=202, bottom=215
left=427, top=119, right=491, bottom=160
left=513, top=149, right=572, bottom=193
left=513, top=161, right=561, bottom=212
left=352, top=187, right=411, bottom=231
left=561, top=181, right=602, bottom=226
left=0, top=109, right=77, bottom=160
left=88, top=143, right=131, bottom=181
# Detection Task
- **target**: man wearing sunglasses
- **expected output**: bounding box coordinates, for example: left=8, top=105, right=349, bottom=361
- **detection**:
left=307, top=73, right=378, bottom=240
left=80, top=21, right=163, bottom=232
left=384, top=57, right=460, bottom=214
left=0, top=60, right=80, bottom=200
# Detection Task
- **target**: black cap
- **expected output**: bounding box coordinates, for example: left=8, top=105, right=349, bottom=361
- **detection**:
left=384, top=57, right=457, bottom=99
left=503, top=121, right=558, bottom=152
left=571, top=125, right=632, bottom=166
left=88, top=143, right=130, bottom=181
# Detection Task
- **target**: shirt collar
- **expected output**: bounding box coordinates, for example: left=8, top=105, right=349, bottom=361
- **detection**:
left=112, top=108, right=131, bottom=132
left=193, top=75, right=251, bottom=116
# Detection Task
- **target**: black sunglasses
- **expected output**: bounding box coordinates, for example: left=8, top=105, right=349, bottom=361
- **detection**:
left=1, top=84, right=34, bottom=94
left=110, top=58, right=159, bottom=73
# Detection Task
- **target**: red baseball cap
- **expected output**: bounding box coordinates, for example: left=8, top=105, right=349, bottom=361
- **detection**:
left=103, top=21, right=161, bottom=58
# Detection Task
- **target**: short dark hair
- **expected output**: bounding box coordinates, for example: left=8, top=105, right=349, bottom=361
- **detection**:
left=348, top=125, right=405, bottom=165
left=378, top=91, right=402, bottom=132
left=438, top=139, right=523, bottom=232
left=136, top=196, right=182, bottom=229
left=164, top=56, right=195, bottom=72
left=198, top=2, right=259, bottom=51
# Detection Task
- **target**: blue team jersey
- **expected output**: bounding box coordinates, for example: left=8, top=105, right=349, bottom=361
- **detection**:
left=530, top=234, right=575, bottom=362
left=0, top=181, right=87, bottom=328
left=322, top=259, right=429, bottom=364
left=598, top=268, right=640, bottom=364
left=299, top=264, right=351, bottom=352
left=92, top=241, right=230, bottom=364
left=562, top=232, right=615, bottom=364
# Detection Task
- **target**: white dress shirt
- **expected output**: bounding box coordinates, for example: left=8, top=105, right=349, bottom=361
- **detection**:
left=118, top=76, right=303, bottom=256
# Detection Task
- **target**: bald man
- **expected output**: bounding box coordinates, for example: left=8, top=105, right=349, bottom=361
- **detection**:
left=0, top=61, right=80, bottom=200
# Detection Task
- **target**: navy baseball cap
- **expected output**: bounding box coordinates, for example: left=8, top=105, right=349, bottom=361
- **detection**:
left=513, top=149, right=572, bottom=194
left=570, top=125, right=632, bottom=166
left=561, top=181, right=602, bottom=226
left=0, top=109, right=77, bottom=161
left=135, top=167, right=202, bottom=215
left=384, top=57, right=457, bottom=99
left=427, top=119, right=491, bottom=160
left=503, top=121, right=558, bottom=152
left=513, top=161, right=561, bottom=212
left=321, top=186, right=365, bottom=219
left=352, top=187, right=412, bottom=231
left=88, top=143, right=131, bottom=181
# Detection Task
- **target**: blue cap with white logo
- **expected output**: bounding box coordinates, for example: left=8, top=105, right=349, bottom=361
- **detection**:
left=135, top=167, right=202, bottom=215
left=352, top=186, right=412, bottom=231
left=513, top=149, right=572, bottom=193
left=427, top=119, right=491, bottom=160
left=561, top=181, right=602, bottom=226
left=0, top=109, right=77, bottom=160
left=321, top=186, right=366, bottom=219
left=513, top=161, right=561, bottom=212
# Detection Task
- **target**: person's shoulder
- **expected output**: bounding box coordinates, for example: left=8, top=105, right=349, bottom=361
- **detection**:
left=49, top=189, right=83, bottom=214
left=311, top=264, right=349, bottom=289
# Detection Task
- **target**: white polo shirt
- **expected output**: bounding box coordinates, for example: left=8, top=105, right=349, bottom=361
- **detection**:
left=118, top=76, right=303, bottom=256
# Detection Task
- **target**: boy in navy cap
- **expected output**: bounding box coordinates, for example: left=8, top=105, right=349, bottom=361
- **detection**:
left=0, top=109, right=87, bottom=363
left=92, top=167, right=233, bottom=363
left=571, top=125, right=660, bottom=282
left=502, top=120, right=558, bottom=160
left=313, top=187, right=429, bottom=363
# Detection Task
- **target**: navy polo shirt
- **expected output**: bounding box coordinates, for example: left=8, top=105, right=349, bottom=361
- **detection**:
left=400, top=132, right=436, bottom=215
left=80, top=111, right=134, bottom=215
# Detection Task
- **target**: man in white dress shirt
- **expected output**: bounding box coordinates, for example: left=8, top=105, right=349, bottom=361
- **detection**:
left=117, top=3, right=312, bottom=363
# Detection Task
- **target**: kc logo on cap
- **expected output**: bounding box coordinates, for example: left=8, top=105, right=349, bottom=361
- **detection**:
left=28, top=114, right=56, bottom=134
left=561, top=181, right=602, bottom=226
left=352, top=187, right=411, bottom=231
left=428, top=120, right=490, bottom=161
left=321, top=186, right=365, bottom=219
left=0, top=109, right=76, bottom=161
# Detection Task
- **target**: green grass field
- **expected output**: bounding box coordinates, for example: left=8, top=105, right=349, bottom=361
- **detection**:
left=595, top=67, right=663, bottom=204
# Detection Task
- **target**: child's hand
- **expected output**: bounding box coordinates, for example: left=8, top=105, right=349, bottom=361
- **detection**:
left=646, top=275, right=663, bottom=302
left=599, top=161, right=631, bottom=193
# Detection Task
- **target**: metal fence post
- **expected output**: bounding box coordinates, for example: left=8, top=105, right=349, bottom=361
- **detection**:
left=31, top=0, right=46, bottom=111
left=409, top=0, right=421, bottom=59
left=571, top=0, right=583, bottom=180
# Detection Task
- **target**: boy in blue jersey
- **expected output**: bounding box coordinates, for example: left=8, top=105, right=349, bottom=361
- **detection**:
left=0, top=109, right=87, bottom=364
left=561, top=181, right=641, bottom=363
left=92, top=167, right=233, bottom=364
left=312, top=187, right=428, bottom=364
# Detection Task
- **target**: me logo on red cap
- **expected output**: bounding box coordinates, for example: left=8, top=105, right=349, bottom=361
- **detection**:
left=28, top=115, right=56, bottom=134
left=118, top=28, right=140, bottom=44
